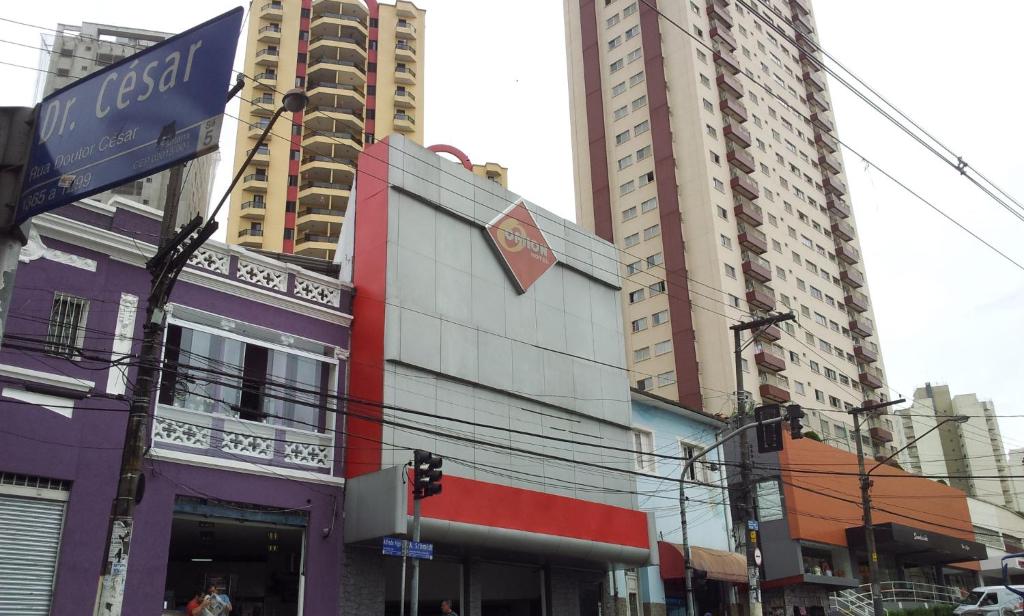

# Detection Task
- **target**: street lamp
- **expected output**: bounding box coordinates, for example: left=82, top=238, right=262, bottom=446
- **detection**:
left=856, top=407, right=969, bottom=616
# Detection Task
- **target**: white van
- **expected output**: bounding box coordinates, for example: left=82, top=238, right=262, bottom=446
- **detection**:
left=954, top=586, right=1024, bottom=616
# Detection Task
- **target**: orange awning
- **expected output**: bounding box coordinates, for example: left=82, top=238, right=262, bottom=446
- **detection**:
left=658, top=541, right=747, bottom=583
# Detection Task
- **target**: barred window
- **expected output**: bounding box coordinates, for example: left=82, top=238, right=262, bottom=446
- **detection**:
left=46, top=293, right=89, bottom=358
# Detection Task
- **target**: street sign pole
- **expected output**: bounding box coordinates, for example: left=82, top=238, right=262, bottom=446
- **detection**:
left=410, top=498, right=423, bottom=616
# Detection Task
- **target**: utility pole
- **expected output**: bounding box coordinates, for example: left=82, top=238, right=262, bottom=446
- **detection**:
left=728, top=312, right=794, bottom=616
left=0, top=107, right=35, bottom=348
left=851, top=398, right=962, bottom=616
left=410, top=450, right=442, bottom=616
left=94, top=84, right=303, bottom=616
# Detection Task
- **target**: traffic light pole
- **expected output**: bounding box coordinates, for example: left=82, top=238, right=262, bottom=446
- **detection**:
left=728, top=313, right=794, bottom=616
left=410, top=450, right=442, bottom=616
left=679, top=415, right=787, bottom=616
left=410, top=498, right=423, bottom=616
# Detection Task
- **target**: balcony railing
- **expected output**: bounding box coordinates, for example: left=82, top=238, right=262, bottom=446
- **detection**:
left=314, top=11, right=365, bottom=26
left=309, top=57, right=366, bottom=75
left=301, top=154, right=357, bottom=168
left=737, top=223, right=768, bottom=254
left=826, top=195, right=850, bottom=219
left=717, top=72, right=745, bottom=98
left=759, top=373, right=791, bottom=403
left=240, top=200, right=266, bottom=212
left=869, top=426, right=893, bottom=443
left=731, top=173, right=760, bottom=200
left=727, top=147, right=755, bottom=173
left=724, top=120, right=752, bottom=148
left=719, top=96, right=748, bottom=122
left=707, top=2, right=733, bottom=28
left=300, top=181, right=352, bottom=192
left=859, top=371, right=883, bottom=390
left=395, top=65, right=417, bottom=79
left=307, top=105, right=364, bottom=120
left=819, top=153, right=841, bottom=174
left=756, top=325, right=782, bottom=343
left=304, top=129, right=362, bottom=145
left=840, top=267, right=865, bottom=288
left=255, top=48, right=279, bottom=59
left=395, top=42, right=417, bottom=54
left=811, top=111, right=834, bottom=133
left=807, top=88, right=828, bottom=112
left=755, top=348, right=787, bottom=373
left=849, top=316, right=874, bottom=337
left=310, top=34, right=366, bottom=49
left=815, top=131, right=838, bottom=153
left=299, top=232, right=338, bottom=244
left=734, top=197, right=763, bottom=226
left=298, top=207, right=343, bottom=219
left=789, top=0, right=810, bottom=15
left=742, top=252, right=772, bottom=282
left=836, top=243, right=860, bottom=264
left=242, top=173, right=268, bottom=183
left=238, top=228, right=264, bottom=238
left=832, top=219, right=855, bottom=241
left=746, top=282, right=776, bottom=311
left=823, top=175, right=847, bottom=196
left=710, top=26, right=737, bottom=51
left=714, top=48, right=741, bottom=75
left=803, top=69, right=826, bottom=92
left=308, top=82, right=364, bottom=97
left=855, top=345, right=878, bottom=363
left=845, top=290, right=869, bottom=313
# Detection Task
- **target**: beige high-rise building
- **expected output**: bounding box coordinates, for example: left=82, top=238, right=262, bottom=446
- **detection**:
left=563, top=0, right=897, bottom=454
left=227, top=0, right=425, bottom=260
left=903, top=383, right=1018, bottom=512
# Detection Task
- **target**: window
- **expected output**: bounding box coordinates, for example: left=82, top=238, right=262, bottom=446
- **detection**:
left=46, top=293, right=89, bottom=357
left=626, top=261, right=643, bottom=275
left=641, top=197, right=658, bottom=213
left=706, top=124, right=718, bottom=138
left=634, top=346, right=651, bottom=362
left=814, top=389, right=825, bottom=402
left=714, top=178, right=725, bottom=192
left=809, top=360, right=820, bottom=374
left=810, top=286, right=823, bottom=300
left=613, top=105, right=629, bottom=121
left=618, top=154, right=634, bottom=169
left=636, top=145, right=653, bottom=160
left=703, top=98, right=714, bottom=112
left=629, top=71, right=645, bottom=87
left=638, top=171, right=654, bottom=187
left=632, top=317, right=648, bottom=332
left=610, top=58, right=625, bottom=73
left=756, top=480, right=784, bottom=521
left=622, top=206, right=638, bottom=220
left=646, top=253, right=664, bottom=267
left=620, top=180, right=635, bottom=195
left=637, top=376, right=653, bottom=391
left=835, top=424, right=848, bottom=439
left=629, top=289, right=646, bottom=303
left=700, top=74, right=711, bottom=87
left=633, top=429, right=656, bottom=471
left=720, top=234, right=732, bottom=249
left=654, top=340, right=672, bottom=356
left=825, top=367, right=837, bottom=381
left=643, top=224, right=661, bottom=240
left=625, top=25, right=641, bottom=40
left=632, top=94, right=647, bottom=110
left=649, top=281, right=666, bottom=295
left=616, top=130, right=631, bottom=145
left=652, top=310, right=669, bottom=326
left=814, top=312, right=827, bottom=326
left=657, top=371, right=675, bottom=387
left=633, top=119, right=650, bottom=135
left=624, top=232, right=640, bottom=248
left=159, top=323, right=334, bottom=431
left=612, top=82, right=627, bottom=97
left=623, top=2, right=638, bottom=16
left=607, top=14, right=621, bottom=27
left=794, top=381, right=805, bottom=395
left=717, top=206, right=728, bottom=219
left=710, top=151, right=721, bottom=165
left=728, top=294, right=741, bottom=308
left=680, top=441, right=710, bottom=482
left=725, top=264, right=737, bottom=279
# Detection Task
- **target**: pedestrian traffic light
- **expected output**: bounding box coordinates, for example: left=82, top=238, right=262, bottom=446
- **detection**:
left=755, top=404, right=783, bottom=453
left=787, top=405, right=805, bottom=439
left=413, top=450, right=443, bottom=500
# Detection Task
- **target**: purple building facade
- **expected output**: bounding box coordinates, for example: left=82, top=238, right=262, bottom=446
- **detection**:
left=0, top=196, right=352, bottom=615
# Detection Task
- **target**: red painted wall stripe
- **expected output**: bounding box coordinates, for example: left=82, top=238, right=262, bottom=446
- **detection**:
left=411, top=473, right=650, bottom=549
left=639, top=1, right=704, bottom=410
left=344, top=139, right=391, bottom=478
left=579, top=0, right=615, bottom=243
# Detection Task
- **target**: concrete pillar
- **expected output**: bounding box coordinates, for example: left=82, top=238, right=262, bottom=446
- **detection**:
left=463, top=559, right=482, bottom=616
left=339, top=546, right=385, bottom=615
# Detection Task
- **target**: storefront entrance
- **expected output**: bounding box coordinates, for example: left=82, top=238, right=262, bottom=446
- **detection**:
left=382, top=559, right=544, bottom=616
left=163, top=498, right=306, bottom=615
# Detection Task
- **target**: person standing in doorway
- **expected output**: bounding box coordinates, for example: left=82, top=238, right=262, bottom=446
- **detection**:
left=441, top=599, right=458, bottom=616
left=200, top=584, right=233, bottom=616
left=185, top=590, right=205, bottom=616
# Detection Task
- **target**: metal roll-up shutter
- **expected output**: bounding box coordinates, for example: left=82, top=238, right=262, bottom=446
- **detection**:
left=0, top=494, right=67, bottom=615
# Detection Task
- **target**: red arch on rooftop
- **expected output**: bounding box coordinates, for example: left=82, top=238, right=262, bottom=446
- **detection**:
left=427, top=144, right=474, bottom=171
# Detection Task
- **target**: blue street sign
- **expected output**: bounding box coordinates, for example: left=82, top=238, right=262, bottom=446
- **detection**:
left=748, top=520, right=759, bottom=530
left=407, top=541, right=433, bottom=560
left=382, top=537, right=405, bottom=557
left=15, top=7, right=243, bottom=223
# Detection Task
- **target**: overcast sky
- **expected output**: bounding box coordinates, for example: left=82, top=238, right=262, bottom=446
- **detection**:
left=1, top=1, right=1021, bottom=455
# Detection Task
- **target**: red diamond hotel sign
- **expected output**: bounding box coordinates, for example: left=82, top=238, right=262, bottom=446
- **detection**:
left=485, top=200, right=558, bottom=293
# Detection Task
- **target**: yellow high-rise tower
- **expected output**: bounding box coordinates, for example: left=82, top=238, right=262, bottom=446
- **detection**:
left=227, top=0, right=425, bottom=260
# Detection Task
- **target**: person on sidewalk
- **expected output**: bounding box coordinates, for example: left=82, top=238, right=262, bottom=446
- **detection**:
left=441, top=599, right=458, bottom=616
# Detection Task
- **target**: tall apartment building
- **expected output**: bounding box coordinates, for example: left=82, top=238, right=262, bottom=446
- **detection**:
left=39, top=22, right=215, bottom=220
left=1010, top=447, right=1024, bottom=513
left=563, top=0, right=896, bottom=454
left=903, top=383, right=1018, bottom=512
left=226, top=0, right=425, bottom=261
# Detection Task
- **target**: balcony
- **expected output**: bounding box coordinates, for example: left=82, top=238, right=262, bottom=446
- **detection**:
left=394, top=88, right=416, bottom=109
left=297, top=207, right=344, bottom=228
left=793, top=13, right=813, bottom=36
left=395, top=65, right=417, bottom=85
left=716, top=72, right=745, bottom=98
left=309, top=57, right=365, bottom=76
left=819, top=153, right=841, bottom=175
left=253, top=71, right=277, bottom=90
left=803, top=69, right=826, bottom=92
left=714, top=48, right=742, bottom=75
left=241, top=173, right=268, bottom=193
left=836, top=243, right=860, bottom=265
left=396, top=20, right=417, bottom=39
left=393, top=112, right=416, bottom=132
left=790, top=0, right=810, bottom=15
left=734, top=197, right=763, bottom=226
left=396, top=1, right=417, bottom=17
left=719, top=96, right=748, bottom=122
left=237, top=228, right=264, bottom=247
left=823, top=175, right=847, bottom=197
left=815, top=131, right=838, bottom=153
left=759, top=373, right=791, bottom=403
left=312, top=11, right=368, bottom=36
left=248, top=120, right=270, bottom=137
left=849, top=317, right=873, bottom=337
left=706, top=1, right=733, bottom=28
left=724, top=120, right=751, bottom=149
left=731, top=173, right=760, bottom=200
left=811, top=112, right=834, bottom=133
left=869, top=426, right=893, bottom=444
left=309, top=35, right=367, bottom=59
left=845, top=290, right=869, bottom=313
left=796, top=33, right=819, bottom=57
left=260, top=1, right=284, bottom=21
left=855, top=345, right=878, bottom=363
left=258, top=24, right=282, bottom=43
left=298, top=180, right=351, bottom=200
left=756, top=325, right=782, bottom=343
left=831, top=219, right=855, bottom=242
left=859, top=371, right=883, bottom=390
left=296, top=232, right=339, bottom=250
left=826, top=195, right=850, bottom=219
left=300, top=154, right=356, bottom=176
left=746, top=282, right=776, bottom=311
left=755, top=349, right=787, bottom=373
left=727, top=148, right=755, bottom=174
left=250, top=94, right=275, bottom=116
left=710, top=26, right=737, bottom=51
left=840, top=266, right=865, bottom=288
left=807, top=88, right=828, bottom=112
left=247, top=145, right=271, bottom=163
left=742, top=252, right=772, bottom=282
left=307, top=81, right=365, bottom=106
left=301, top=130, right=362, bottom=157
left=255, top=48, right=279, bottom=66
left=738, top=224, right=768, bottom=254
left=395, top=42, right=417, bottom=62
left=239, top=200, right=267, bottom=219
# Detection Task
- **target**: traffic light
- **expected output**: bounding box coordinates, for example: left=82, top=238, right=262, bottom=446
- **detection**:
left=787, top=405, right=805, bottom=439
left=755, top=404, right=783, bottom=453
left=413, top=450, right=443, bottom=500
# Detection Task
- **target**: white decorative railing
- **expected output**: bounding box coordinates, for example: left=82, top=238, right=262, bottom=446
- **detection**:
left=294, top=276, right=342, bottom=307
left=236, top=259, right=288, bottom=291
left=830, top=588, right=872, bottom=616
left=152, top=404, right=333, bottom=471
left=187, top=247, right=230, bottom=275
left=830, top=582, right=962, bottom=616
